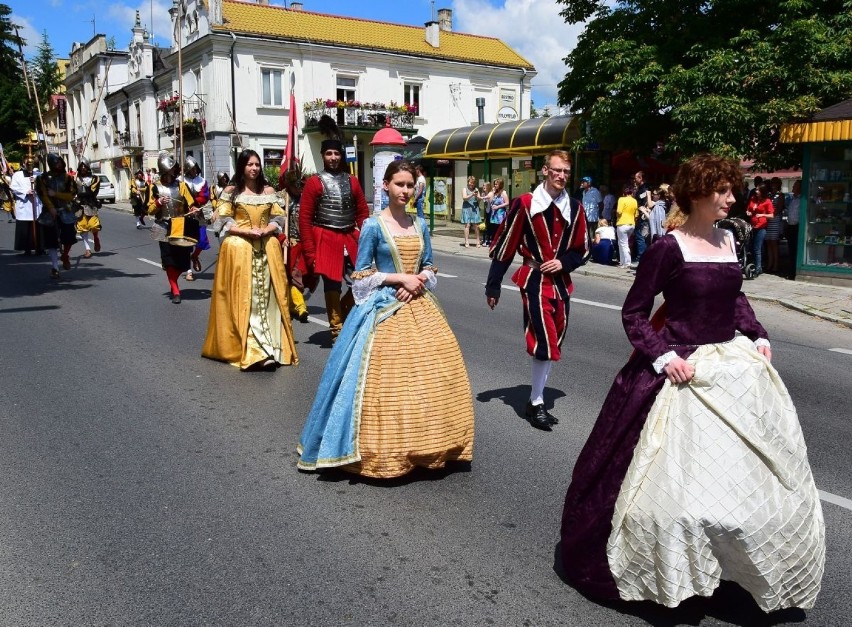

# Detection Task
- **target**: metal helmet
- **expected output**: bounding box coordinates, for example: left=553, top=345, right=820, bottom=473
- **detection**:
left=216, top=171, right=229, bottom=186
left=46, top=153, right=65, bottom=171
left=77, top=157, right=91, bottom=174
left=158, top=153, right=177, bottom=177
left=184, top=155, right=199, bottom=175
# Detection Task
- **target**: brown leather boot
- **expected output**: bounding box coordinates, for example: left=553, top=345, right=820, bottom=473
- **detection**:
left=340, top=289, right=354, bottom=321
left=324, top=290, right=344, bottom=341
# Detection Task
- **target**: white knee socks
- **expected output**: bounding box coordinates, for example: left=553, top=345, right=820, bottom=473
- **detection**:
left=80, top=232, right=91, bottom=250
left=530, top=358, right=553, bottom=406
left=47, top=248, right=59, bottom=269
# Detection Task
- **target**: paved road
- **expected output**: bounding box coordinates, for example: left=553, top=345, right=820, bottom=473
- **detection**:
left=0, top=208, right=850, bottom=626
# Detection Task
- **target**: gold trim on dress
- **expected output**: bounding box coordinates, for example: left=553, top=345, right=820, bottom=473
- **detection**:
left=351, top=269, right=377, bottom=279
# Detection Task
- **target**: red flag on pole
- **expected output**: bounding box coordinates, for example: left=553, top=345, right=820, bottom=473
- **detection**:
left=279, top=90, right=299, bottom=186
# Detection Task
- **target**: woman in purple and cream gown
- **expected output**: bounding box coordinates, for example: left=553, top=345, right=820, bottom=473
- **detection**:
left=560, top=155, right=825, bottom=613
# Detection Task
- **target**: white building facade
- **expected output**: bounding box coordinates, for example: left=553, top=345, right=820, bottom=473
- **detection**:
left=65, top=1, right=536, bottom=205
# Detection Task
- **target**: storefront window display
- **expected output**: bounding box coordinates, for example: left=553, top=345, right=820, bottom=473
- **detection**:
left=804, top=144, right=852, bottom=270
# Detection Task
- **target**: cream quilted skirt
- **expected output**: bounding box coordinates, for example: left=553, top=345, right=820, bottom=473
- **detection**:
left=607, top=336, right=825, bottom=611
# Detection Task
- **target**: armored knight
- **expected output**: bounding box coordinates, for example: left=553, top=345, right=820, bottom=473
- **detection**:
left=130, top=169, right=149, bottom=228
left=180, top=155, right=211, bottom=281
left=75, top=158, right=101, bottom=258
left=36, top=154, right=78, bottom=277
left=298, top=115, right=369, bottom=340
left=148, top=153, right=197, bottom=304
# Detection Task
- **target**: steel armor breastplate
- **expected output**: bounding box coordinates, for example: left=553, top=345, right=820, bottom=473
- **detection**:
left=155, top=182, right=187, bottom=219
left=313, top=171, right=355, bottom=230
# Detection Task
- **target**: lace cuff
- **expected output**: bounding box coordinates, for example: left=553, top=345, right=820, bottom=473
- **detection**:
left=652, top=350, right=678, bottom=374
left=421, top=268, right=437, bottom=291
left=269, top=216, right=285, bottom=232
left=754, top=338, right=770, bottom=349
left=216, top=217, right=235, bottom=236
left=352, top=271, right=387, bottom=305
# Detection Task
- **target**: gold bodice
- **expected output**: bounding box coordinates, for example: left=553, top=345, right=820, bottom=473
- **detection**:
left=221, top=192, right=284, bottom=229
left=393, top=235, right=422, bottom=274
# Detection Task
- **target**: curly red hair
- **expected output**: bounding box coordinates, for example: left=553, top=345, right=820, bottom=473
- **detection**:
left=672, top=154, right=742, bottom=214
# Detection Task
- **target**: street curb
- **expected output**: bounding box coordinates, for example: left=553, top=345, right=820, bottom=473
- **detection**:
left=768, top=297, right=852, bottom=330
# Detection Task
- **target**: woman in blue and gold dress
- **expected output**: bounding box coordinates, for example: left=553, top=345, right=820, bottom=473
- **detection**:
left=202, top=149, right=298, bottom=371
left=298, top=160, right=474, bottom=478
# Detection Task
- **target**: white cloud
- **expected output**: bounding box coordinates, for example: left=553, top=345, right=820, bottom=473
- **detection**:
left=11, top=14, right=40, bottom=57
left=452, top=0, right=584, bottom=108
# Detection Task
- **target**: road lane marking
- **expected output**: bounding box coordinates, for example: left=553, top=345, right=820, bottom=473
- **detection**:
left=138, top=257, right=161, bottom=268
left=573, top=297, right=622, bottom=311
left=437, top=272, right=458, bottom=278
left=308, top=316, right=330, bottom=328
left=819, top=490, right=852, bottom=512
left=481, top=284, right=622, bottom=311
left=829, top=348, right=852, bottom=356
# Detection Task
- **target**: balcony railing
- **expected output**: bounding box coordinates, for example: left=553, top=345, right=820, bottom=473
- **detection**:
left=303, top=106, right=416, bottom=132
left=119, top=131, right=144, bottom=149
left=158, top=95, right=206, bottom=137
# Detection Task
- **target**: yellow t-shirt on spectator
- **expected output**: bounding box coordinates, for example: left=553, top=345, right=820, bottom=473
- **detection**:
left=616, top=196, right=638, bottom=227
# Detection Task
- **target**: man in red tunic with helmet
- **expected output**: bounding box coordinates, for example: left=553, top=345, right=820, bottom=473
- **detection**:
left=299, top=116, right=369, bottom=341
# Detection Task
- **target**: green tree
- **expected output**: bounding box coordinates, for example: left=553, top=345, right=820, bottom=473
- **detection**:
left=556, top=0, right=852, bottom=169
left=31, top=30, right=62, bottom=114
left=0, top=4, right=32, bottom=153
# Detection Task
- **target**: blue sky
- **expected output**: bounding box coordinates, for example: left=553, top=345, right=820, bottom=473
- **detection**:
left=8, top=0, right=584, bottom=107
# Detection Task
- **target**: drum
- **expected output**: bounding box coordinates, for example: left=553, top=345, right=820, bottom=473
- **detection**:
left=168, top=215, right=201, bottom=247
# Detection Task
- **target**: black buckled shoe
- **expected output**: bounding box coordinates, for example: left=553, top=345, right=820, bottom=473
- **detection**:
left=525, top=402, right=552, bottom=431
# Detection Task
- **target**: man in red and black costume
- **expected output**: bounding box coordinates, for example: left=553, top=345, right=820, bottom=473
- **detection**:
left=485, top=150, right=590, bottom=431
left=299, top=117, right=369, bottom=340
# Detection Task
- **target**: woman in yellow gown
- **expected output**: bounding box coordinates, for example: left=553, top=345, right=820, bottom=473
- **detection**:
left=202, top=149, right=298, bottom=370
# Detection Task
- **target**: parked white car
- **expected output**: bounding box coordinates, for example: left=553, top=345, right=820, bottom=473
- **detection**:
left=97, top=174, right=116, bottom=203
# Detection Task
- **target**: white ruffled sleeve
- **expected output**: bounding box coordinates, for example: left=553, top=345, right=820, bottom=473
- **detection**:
left=421, top=268, right=437, bottom=291
left=351, top=269, right=387, bottom=305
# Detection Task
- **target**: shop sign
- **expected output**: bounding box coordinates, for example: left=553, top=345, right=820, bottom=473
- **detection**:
left=57, top=98, right=67, bottom=130
left=497, top=106, right=518, bottom=122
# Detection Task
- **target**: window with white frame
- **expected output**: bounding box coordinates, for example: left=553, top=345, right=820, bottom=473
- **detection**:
left=336, top=76, right=357, bottom=103
left=404, top=83, right=421, bottom=115
left=261, top=68, right=284, bottom=107
left=336, top=76, right=358, bottom=125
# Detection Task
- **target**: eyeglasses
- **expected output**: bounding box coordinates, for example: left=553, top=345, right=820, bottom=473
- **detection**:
left=547, top=166, right=571, bottom=176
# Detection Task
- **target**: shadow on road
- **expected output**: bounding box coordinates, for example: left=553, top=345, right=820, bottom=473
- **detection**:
left=305, top=461, right=473, bottom=487
left=0, top=250, right=154, bottom=299
left=476, top=384, right=567, bottom=419
left=551, top=542, right=806, bottom=626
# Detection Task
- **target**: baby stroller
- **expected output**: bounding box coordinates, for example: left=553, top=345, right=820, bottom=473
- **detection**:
left=716, top=217, right=757, bottom=280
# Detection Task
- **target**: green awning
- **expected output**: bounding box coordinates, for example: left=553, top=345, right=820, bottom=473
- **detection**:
left=424, top=115, right=579, bottom=160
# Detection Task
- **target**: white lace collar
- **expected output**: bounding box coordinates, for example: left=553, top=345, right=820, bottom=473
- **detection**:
left=671, top=229, right=738, bottom=263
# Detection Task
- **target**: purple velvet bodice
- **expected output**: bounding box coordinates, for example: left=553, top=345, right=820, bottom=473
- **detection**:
left=623, top=234, right=768, bottom=363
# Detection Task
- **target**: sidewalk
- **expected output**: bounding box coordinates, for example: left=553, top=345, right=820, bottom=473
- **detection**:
left=429, top=228, right=852, bottom=330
